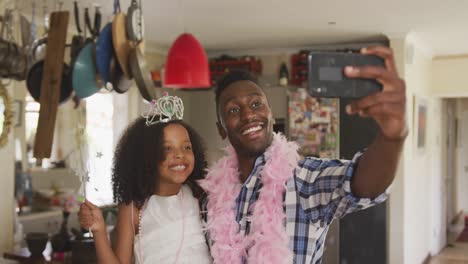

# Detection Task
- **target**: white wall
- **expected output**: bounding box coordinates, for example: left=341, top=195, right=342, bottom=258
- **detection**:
left=401, top=34, right=445, bottom=263
left=388, top=38, right=406, bottom=264
left=432, top=56, right=468, bottom=97
left=456, top=99, right=468, bottom=213
left=174, top=89, right=226, bottom=165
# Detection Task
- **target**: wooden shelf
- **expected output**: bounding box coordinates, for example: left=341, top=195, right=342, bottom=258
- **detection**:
left=209, top=57, right=262, bottom=85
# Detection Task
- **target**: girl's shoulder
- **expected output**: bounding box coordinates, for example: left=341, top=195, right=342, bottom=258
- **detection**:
left=118, top=202, right=140, bottom=234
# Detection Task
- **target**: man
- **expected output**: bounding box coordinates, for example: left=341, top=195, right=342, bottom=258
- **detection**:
left=199, top=46, right=407, bottom=264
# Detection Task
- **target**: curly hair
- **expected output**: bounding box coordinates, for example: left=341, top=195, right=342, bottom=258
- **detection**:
left=112, top=117, right=207, bottom=209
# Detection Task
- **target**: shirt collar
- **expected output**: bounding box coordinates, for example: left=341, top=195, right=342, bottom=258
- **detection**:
left=242, top=153, right=266, bottom=188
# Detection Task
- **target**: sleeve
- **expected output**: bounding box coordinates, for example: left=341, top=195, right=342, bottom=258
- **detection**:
left=294, top=152, right=388, bottom=226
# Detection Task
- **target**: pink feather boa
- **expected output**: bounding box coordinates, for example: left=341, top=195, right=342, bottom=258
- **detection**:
left=198, top=133, right=300, bottom=263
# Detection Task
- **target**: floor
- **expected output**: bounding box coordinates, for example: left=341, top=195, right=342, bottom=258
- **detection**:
left=429, top=215, right=468, bottom=264
left=429, top=242, right=468, bottom=264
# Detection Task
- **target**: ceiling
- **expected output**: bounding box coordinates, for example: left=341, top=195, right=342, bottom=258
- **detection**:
left=10, top=0, right=468, bottom=57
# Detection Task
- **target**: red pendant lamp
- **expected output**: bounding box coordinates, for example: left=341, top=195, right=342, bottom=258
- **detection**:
left=164, top=33, right=211, bottom=89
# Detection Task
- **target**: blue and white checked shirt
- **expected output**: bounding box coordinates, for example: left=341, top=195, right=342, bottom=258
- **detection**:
left=234, top=152, right=388, bottom=264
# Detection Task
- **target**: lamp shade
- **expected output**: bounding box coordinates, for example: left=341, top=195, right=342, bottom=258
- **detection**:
left=164, top=33, right=211, bottom=88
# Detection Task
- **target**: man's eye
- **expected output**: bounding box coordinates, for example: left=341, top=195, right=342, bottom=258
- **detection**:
left=164, top=146, right=171, bottom=152
left=252, top=101, right=262, bottom=108
left=228, top=107, right=240, bottom=114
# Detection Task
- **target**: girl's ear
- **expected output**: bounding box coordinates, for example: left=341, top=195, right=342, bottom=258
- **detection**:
left=216, top=121, right=227, bottom=140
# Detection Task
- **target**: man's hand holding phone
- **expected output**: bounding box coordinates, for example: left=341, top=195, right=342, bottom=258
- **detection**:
left=345, top=46, right=407, bottom=141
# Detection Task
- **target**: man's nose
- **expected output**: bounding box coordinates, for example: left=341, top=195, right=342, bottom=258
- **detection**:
left=241, top=107, right=256, bottom=122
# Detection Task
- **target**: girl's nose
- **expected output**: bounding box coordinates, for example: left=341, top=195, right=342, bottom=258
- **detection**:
left=173, top=149, right=183, bottom=159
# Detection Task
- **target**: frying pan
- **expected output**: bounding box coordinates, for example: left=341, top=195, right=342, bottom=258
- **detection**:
left=129, top=46, right=157, bottom=101
left=108, top=53, right=132, bottom=94
left=27, top=60, right=72, bottom=103
left=27, top=39, right=72, bottom=103
left=95, top=23, right=113, bottom=85
left=72, top=42, right=101, bottom=98
left=112, top=11, right=131, bottom=79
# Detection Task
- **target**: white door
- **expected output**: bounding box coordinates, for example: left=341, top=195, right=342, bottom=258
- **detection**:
left=460, top=110, right=468, bottom=213
left=446, top=101, right=457, bottom=225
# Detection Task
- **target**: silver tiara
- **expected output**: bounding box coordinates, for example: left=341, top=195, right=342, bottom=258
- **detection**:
left=142, top=92, right=184, bottom=126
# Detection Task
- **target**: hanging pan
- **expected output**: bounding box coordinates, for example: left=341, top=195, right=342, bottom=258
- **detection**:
left=26, top=11, right=72, bottom=103
left=72, top=43, right=101, bottom=98
left=112, top=0, right=131, bottom=79
left=129, top=45, right=157, bottom=101
left=108, top=53, right=132, bottom=94
left=27, top=60, right=73, bottom=103
left=95, top=23, right=113, bottom=85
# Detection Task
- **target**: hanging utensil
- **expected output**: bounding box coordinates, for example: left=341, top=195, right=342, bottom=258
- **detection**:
left=72, top=42, right=101, bottom=98
left=95, top=23, right=113, bottom=86
left=112, top=0, right=131, bottom=79
left=108, top=53, right=132, bottom=94
left=129, top=45, right=157, bottom=101
left=27, top=60, right=72, bottom=103
left=20, top=15, right=31, bottom=49
left=84, top=4, right=101, bottom=42
left=43, top=0, right=49, bottom=33
left=70, top=1, right=85, bottom=63
left=126, top=0, right=144, bottom=42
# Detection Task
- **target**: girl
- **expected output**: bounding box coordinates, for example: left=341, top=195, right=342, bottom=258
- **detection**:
left=78, top=114, right=212, bottom=264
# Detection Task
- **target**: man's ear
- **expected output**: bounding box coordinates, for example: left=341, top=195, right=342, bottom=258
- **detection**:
left=216, top=121, right=227, bottom=140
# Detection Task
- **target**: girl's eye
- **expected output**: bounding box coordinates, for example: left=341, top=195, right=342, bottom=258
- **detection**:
left=184, top=145, right=192, bottom=151
left=164, top=146, right=171, bottom=152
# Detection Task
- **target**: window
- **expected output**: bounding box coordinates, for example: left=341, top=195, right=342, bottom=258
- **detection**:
left=85, top=93, right=114, bottom=206
left=24, top=95, right=40, bottom=165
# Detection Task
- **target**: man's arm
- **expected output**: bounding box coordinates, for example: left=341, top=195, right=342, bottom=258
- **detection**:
left=345, top=46, right=408, bottom=199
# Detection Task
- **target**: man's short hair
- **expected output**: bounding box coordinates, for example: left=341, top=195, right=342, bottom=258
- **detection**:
left=214, top=70, right=260, bottom=108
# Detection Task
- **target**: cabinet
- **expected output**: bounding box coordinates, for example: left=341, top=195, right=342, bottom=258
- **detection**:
left=19, top=208, right=80, bottom=235
left=290, top=52, right=308, bottom=86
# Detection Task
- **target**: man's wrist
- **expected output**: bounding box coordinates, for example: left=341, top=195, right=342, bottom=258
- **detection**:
left=380, top=126, right=408, bottom=143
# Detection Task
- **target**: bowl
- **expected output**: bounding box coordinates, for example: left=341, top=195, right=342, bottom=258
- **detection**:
left=25, top=232, right=49, bottom=257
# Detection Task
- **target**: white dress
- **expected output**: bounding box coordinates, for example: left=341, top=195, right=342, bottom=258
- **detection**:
left=133, top=185, right=212, bottom=264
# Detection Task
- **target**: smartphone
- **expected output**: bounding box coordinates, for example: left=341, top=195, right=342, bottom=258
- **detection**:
left=307, top=51, right=385, bottom=98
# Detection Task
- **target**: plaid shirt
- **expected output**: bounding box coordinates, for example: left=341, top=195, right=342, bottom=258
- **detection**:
left=233, top=152, right=388, bottom=264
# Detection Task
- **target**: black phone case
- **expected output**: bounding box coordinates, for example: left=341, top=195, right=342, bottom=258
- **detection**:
left=307, top=52, right=384, bottom=98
